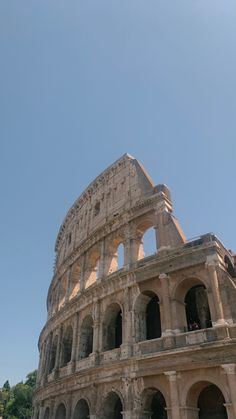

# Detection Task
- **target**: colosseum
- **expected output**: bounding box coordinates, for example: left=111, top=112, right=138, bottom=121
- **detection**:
left=33, top=154, right=236, bottom=419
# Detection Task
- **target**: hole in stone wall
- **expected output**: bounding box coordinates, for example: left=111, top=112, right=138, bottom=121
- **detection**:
left=72, top=399, right=90, bottom=419
left=49, top=336, right=58, bottom=373
left=103, top=303, right=123, bottom=351
left=43, top=408, right=50, bottom=419
left=117, top=243, right=124, bottom=269
left=185, top=285, right=212, bottom=331
left=146, top=295, right=161, bottom=340
left=198, top=385, right=227, bottom=419
left=79, top=316, right=93, bottom=359
left=142, top=227, right=157, bottom=258
left=55, top=403, right=66, bottom=419
left=94, top=202, right=100, bottom=216
left=61, top=326, right=73, bottom=366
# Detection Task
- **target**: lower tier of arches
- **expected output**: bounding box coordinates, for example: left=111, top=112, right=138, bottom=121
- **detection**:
left=33, top=364, right=236, bottom=419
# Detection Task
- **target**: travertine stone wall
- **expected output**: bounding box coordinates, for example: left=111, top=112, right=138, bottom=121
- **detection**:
left=33, top=154, right=236, bottom=419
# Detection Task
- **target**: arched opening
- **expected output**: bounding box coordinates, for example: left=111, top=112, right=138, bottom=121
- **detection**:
left=198, top=384, right=227, bottom=418
left=58, top=275, right=68, bottom=310
left=103, top=303, right=123, bottom=351
left=185, top=285, right=212, bottom=331
left=106, top=239, right=125, bottom=275
left=43, top=407, right=50, bottom=419
left=55, top=403, right=66, bottom=419
left=224, top=255, right=236, bottom=278
left=101, top=392, right=123, bottom=419
left=141, top=388, right=167, bottom=419
left=72, top=399, right=90, bottom=419
left=43, top=340, right=51, bottom=375
left=78, top=316, right=94, bottom=359
left=142, top=226, right=157, bottom=258
left=69, top=262, right=81, bottom=300
left=49, top=335, right=58, bottom=373
left=61, top=326, right=73, bottom=366
left=146, top=295, right=161, bottom=339
left=85, top=251, right=100, bottom=288
left=134, top=292, right=161, bottom=342
left=117, top=243, right=124, bottom=269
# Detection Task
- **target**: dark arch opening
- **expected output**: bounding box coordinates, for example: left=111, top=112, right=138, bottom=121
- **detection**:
left=72, top=399, right=90, bottom=419
left=185, top=285, right=212, bottom=331
left=61, top=326, right=73, bottom=366
left=49, top=336, right=58, bottom=373
left=114, top=397, right=122, bottom=419
left=142, top=227, right=157, bottom=258
left=142, top=389, right=167, bottom=419
left=79, top=316, right=93, bottom=359
left=103, top=304, right=122, bottom=351
left=43, top=407, right=50, bottom=419
left=115, top=310, right=122, bottom=348
left=146, top=295, right=161, bottom=340
left=198, top=384, right=227, bottom=419
left=101, top=392, right=123, bottom=419
left=55, top=403, right=66, bottom=419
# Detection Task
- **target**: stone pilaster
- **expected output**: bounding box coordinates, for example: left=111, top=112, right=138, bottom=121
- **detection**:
left=165, top=371, right=181, bottom=419
left=222, top=364, right=236, bottom=419
left=121, top=287, right=132, bottom=358
left=92, top=300, right=100, bottom=353
left=206, top=257, right=228, bottom=327
left=159, top=273, right=172, bottom=335
left=98, top=239, right=105, bottom=279
left=71, top=312, right=79, bottom=366
left=55, top=325, right=63, bottom=370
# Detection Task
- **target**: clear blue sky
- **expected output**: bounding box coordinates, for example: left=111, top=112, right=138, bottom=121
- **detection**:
left=0, top=0, right=235, bottom=386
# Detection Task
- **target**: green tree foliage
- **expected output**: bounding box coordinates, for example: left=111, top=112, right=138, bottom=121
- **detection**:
left=25, top=371, right=37, bottom=389
left=0, top=370, right=37, bottom=419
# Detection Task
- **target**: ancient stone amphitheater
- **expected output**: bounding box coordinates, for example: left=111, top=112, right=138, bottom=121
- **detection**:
left=33, top=154, right=236, bottom=419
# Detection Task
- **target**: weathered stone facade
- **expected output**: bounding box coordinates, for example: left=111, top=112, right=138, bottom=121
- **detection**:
left=33, top=154, right=236, bottom=419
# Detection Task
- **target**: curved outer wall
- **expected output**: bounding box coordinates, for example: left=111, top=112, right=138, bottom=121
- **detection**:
left=33, top=154, right=236, bottom=419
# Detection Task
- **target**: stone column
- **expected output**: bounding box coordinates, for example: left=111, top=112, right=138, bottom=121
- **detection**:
left=50, top=398, right=55, bottom=419
left=153, top=225, right=159, bottom=252
left=38, top=404, right=44, bottom=419
left=98, top=239, right=105, bottom=279
left=160, top=273, right=175, bottom=350
left=155, top=201, right=171, bottom=251
left=124, top=235, right=131, bottom=269
left=130, top=234, right=144, bottom=264
left=71, top=312, right=79, bottom=368
left=222, top=364, right=236, bottom=419
left=65, top=266, right=72, bottom=302
left=205, top=259, right=227, bottom=326
left=39, top=343, right=47, bottom=384
left=55, top=325, right=63, bottom=370
left=159, top=273, right=172, bottom=334
left=91, top=300, right=100, bottom=363
left=66, top=395, right=73, bottom=419
left=121, top=287, right=132, bottom=358
left=80, top=254, right=86, bottom=290
left=55, top=282, right=60, bottom=312
left=165, top=371, right=181, bottom=419
left=44, top=334, right=52, bottom=379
